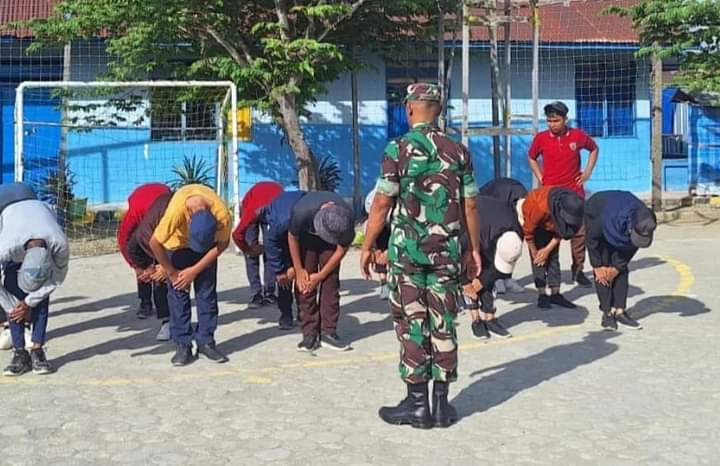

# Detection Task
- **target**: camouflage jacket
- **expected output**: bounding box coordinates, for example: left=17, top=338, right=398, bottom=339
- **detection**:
left=376, top=122, right=478, bottom=270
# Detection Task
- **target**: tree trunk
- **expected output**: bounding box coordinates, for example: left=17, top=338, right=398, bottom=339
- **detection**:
left=276, top=91, right=320, bottom=191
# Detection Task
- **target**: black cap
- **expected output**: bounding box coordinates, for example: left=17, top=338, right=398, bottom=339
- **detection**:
left=630, top=207, right=657, bottom=248
left=544, top=101, right=569, bottom=117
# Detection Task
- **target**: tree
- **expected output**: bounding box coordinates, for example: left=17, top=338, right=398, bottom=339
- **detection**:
left=27, top=0, right=447, bottom=190
left=607, top=0, right=720, bottom=95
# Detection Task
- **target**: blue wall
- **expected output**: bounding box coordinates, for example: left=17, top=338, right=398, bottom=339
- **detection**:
left=690, top=105, right=720, bottom=195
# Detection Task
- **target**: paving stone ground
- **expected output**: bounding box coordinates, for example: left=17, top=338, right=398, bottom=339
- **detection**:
left=0, top=222, right=718, bottom=465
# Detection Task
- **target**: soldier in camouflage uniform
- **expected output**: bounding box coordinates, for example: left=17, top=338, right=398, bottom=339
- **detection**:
left=361, top=83, right=481, bottom=429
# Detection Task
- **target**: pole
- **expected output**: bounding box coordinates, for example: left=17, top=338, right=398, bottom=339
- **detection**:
left=438, top=4, right=446, bottom=132
left=462, top=1, right=470, bottom=147
left=351, top=64, right=362, bottom=217
left=651, top=45, right=663, bottom=211
left=488, top=7, right=502, bottom=178
left=531, top=0, right=540, bottom=188
left=503, top=0, right=512, bottom=178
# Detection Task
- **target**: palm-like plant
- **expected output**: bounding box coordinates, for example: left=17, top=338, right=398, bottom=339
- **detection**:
left=169, top=155, right=215, bottom=189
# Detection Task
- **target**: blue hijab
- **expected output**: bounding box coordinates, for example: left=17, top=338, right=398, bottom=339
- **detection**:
left=602, top=192, right=644, bottom=249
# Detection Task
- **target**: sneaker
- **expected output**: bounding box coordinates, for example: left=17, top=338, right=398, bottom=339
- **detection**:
left=615, top=312, right=642, bottom=330
left=471, top=320, right=490, bottom=339
left=574, top=271, right=593, bottom=288
left=247, top=294, right=264, bottom=309
left=549, top=293, right=577, bottom=309
left=171, top=344, right=195, bottom=367
left=494, top=279, right=506, bottom=295
left=297, top=334, right=319, bottom=352
left=0, top=326, right=11, bottom=350
left=263, top=294, right=278, bottom=306
left=136, top=300, right=153, bottom=319
left=601, top=312, right=618, bottom=331
left=30, top=348, right=52, bottom=375
left=320, top=333, right=352, bottom=351
left=485, top=319, right=511, bottom=339
left=3, top=349, right=31, bottom=376
left=537, top=294, right=552, bottom=309
left=278, top=314, right=294, bottom=331
left=156, top=321, right=171, bottom=341
left=379, top=283, right=390, bottom=300
left=504, top=279, right=525, bottom=294
left=197, top=343, right=229, bottom=363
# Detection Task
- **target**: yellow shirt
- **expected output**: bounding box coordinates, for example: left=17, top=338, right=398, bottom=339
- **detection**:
left=153, top=184, right=232, bottom=251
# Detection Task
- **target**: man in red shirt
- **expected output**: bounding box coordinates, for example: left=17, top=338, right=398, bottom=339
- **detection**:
left=117, top=183, right=172, bottom=339
left=528, top=101, right=599, bottom=288
left=232, top=181, right=284, bottom=308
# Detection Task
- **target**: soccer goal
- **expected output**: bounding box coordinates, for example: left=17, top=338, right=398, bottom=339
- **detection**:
left=14, top=80, right=239, bottom=256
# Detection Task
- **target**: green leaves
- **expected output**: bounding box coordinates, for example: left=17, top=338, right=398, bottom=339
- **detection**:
left=606, top=0, right=720, bottom=94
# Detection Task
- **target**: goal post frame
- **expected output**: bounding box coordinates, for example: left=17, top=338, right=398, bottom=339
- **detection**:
left=14, top=80, right=240, bottom=214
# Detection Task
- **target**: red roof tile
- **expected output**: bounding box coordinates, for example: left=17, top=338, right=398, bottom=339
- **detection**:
left=0, top=0, right=58, bottom=38
left=1, top=0, right=639, bottom=44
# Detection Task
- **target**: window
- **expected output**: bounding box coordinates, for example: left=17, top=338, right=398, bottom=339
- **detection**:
left=385, top=58, right=439, bottom=139
left=575, top=61, right=636, bottom=137
left=150, top=95, right=218, bottom=141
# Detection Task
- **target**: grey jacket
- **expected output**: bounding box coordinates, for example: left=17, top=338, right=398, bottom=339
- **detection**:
left=0, top=200, right=70, bottom=311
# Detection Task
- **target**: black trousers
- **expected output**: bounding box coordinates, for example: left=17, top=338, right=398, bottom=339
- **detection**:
left=595, top=270, right=629, bottom=312
left=137, top=280, right=170, bottom=320
left=530, top=229, right=561, bottom=290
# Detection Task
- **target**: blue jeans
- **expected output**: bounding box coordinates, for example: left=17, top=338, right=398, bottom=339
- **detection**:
left=167, top=249, right=218, bottom=346
left=245, top=222, right=276, bottom=298
left=3, top=262, right=49, bottom=349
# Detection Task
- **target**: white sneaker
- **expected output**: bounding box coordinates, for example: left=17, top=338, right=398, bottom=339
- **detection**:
left=379, top=284, right=390, bottom=301
left=156, top=322, right=171, bottom=341
left=0, top=327, right=11, bottom=350
left=494, top=279, right=506, bottom=295
left=504, top=279, right=525, bottom=294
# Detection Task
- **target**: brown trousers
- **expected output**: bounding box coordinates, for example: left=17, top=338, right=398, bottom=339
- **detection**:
left=296, top=236, right=341, bottom=337
left=569, top=224, right=586, bottom=272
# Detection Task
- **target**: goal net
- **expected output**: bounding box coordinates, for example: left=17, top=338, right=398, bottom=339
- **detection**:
left=15, top=81, right=238, bottom=256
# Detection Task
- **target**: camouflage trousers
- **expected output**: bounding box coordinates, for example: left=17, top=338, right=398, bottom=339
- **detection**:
left=388, top=264, right=461, bottom=384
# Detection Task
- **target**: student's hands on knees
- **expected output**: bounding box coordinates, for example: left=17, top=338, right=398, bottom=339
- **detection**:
left=173, top=267, right=198, bottom=291
left=606, top=267, right=620, bottom=282
left=277, top=267, right=295, bottom=289
left=374, top=250, right=388, bottom=266
left=150, top=265, right=167, bottom=282
left=594, top=267, right=610, bottom=286
left=301, top=273, right=322, bottom=294
left=10, top=302, right=31, bottom=323
left=534, top=247, right=551, bottom=267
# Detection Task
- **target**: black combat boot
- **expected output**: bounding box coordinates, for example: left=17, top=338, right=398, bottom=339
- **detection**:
left=432, top=381, right=458, bottom=428
left=378, top=383, right=432, bottom=429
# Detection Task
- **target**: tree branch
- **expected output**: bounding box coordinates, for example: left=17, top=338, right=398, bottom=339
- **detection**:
left=317, top=0, right=369, bottom=42
left=305, top=0, right=326, bottom=40
left=205, top=24, right=253, bottom=66
left=274, top=0, right=292, bottom=41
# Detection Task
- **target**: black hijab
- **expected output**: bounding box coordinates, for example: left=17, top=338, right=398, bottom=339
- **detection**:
left=549, top=188, right=584, bottom=239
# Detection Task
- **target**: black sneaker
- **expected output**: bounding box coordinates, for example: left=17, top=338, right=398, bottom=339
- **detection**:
left=471, top=320, right=490, bottom=339
left=248, top=294, right=264, bottom=309
left=485, top=319, right=511, bottom=339
left=549, top=293, right=577, bottom=309
left=196, top=343, right=229, bottom=363
left=30, top=348, right=52, bottom=374
left=615, top=312, right=642, bottom=330
left=171, top=344, right=195, bottom=366
left=278, top=314, right=294, bottom=331
left=537, top=294, right=552, bottom=309
left=601, top=312, right=618, bottom=331
left=263, top=295, right=278, bottom=306
left=574, top=271, right=593, bottom=288
left=136, top=300, right=153, bottom=319
left=320, top=333, right=352, bottom=351
left=3, top=349, right=31, bottom=376
left=297, top=334, right=319, bottom=352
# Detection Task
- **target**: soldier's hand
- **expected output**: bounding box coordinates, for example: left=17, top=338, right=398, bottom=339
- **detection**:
left=360, top=249, right=373, bottom=280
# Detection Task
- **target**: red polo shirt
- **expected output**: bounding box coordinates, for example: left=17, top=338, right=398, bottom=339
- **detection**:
left=117, top=183, right=172, bottom=268
left=528, top=127, right=597, bottom=198
left=232, top=181, right=284, bottom=251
